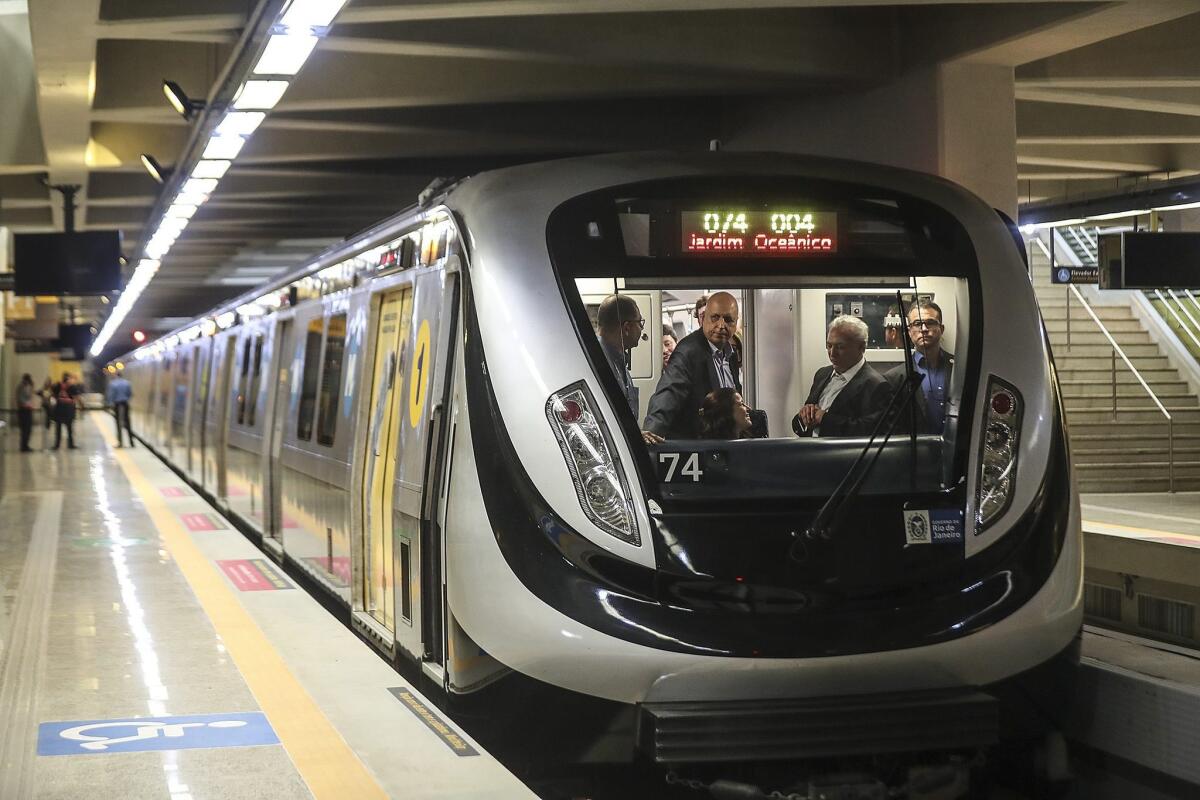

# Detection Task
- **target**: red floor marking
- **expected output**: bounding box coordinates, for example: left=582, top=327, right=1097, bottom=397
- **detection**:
left=180, top=512, right=221, bottom=532
left=282, top=516, right=300, bottom=529
left=216, top=559, right=291, bottom=591
left=226, top=485, right=248, bottom=497
left=159, top=486, right=189, bottom=498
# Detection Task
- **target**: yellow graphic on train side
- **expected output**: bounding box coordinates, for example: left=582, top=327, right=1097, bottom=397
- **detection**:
left=408, top=319, right=431, bottom=428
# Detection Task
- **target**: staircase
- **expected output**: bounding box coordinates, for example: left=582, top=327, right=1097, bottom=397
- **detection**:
left=1030, top=251, right=1200, bottom=492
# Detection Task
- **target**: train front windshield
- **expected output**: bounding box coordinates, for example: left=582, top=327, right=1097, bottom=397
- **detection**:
left=547, top=177, right=980, bottom=503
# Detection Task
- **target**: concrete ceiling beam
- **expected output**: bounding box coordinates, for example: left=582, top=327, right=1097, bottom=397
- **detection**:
left=26, top=0, right=101, bottom=229
left=1016, top=154, right=1165, bottom=172
left=956, top=0, right=1200, bottom=67
left=1017, top=9, right=1200, bottom=80
left=1016, top=88, right=1200, bottom=118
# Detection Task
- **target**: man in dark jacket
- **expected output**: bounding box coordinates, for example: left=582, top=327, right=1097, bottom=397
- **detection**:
left=794, top=315, right=888, bottom=437
left=885, top=299, right=954, bottom=434
left=51, top=372, right=81, bottom=450
left=643, top=292, right=741, bottom=441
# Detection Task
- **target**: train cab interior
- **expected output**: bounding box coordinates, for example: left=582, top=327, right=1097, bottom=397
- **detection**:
left=576, top=277, right=971, bottom=502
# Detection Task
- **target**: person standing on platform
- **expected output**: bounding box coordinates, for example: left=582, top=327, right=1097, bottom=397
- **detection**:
left=106, top=371, right=135, bottom=448
left=15, top=374, right=36, bottom=452
left=51, top=373, right=79, bottom=450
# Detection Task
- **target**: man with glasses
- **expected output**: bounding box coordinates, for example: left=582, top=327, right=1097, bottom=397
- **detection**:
left=596, top=293, right=646, bottom=417
left=793, top=315, right=888, bottom=437
left=644, top=292, right=741, bottom=441
left=886, top=299, right=954, bottom=434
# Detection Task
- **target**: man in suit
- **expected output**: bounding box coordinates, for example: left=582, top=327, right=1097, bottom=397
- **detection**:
left=643, top=292, right=740, bottom=441
left=885, top=299, right=955, bottom=434
left=794, top=315, right=888, bottom=437
left=596, top=293, right=645, bottom=416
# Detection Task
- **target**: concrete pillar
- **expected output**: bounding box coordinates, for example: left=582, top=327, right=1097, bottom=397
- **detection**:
left=725, top=62, right=1017, bottom=217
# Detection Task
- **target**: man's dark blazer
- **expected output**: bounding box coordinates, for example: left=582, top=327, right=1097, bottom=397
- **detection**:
left=643, top=329, right=740, bottom=439
left=793, top=362, right=888, bottom=437
left=883, top=351, right=955, bottom=434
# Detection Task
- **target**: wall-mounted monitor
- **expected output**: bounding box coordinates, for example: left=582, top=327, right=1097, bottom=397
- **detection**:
left=1099, top=232, right=1200, bottom=289
left=12, top=231, right=122, bottom=295
left=57, top=324, right=94, bottom=360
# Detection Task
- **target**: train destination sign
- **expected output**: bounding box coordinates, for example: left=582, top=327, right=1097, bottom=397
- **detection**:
left=681, top=210, right=837, bottom=256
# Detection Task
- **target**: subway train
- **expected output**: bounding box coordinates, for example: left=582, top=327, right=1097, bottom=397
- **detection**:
left=116, top=152, right=1081, bottom=783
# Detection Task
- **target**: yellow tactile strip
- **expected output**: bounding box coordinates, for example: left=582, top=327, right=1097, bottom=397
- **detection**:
left=95, top=418, right=388, bottom=800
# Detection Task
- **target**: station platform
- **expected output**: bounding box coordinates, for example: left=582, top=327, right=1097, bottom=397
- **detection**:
left=0, top=413, right=532, bottom=800
left=1082, top=492, right=1200, bottom=544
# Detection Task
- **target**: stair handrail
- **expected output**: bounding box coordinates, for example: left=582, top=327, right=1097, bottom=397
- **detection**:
left=1068, top=283, right=1175, bottom=491
left=1161, top=289, right=1200, bottom=354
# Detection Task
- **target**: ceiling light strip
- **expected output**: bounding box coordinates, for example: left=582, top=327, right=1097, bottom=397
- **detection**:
left=92, top=0, right=350, bottom=358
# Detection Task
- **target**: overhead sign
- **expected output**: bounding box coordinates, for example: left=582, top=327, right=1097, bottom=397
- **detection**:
left=38, top=712, right=279, bottom=756
left=681, top=210, right=837, bottom=256
left=1051, top=264, right=1099, bottom=285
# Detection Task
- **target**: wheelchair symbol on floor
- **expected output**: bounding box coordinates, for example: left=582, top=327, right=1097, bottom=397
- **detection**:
left=38, top=712, right=279, bottom=756
left=60, top=719, right=248, bottom=750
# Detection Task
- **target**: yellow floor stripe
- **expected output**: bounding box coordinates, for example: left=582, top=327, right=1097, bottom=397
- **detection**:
left=1084, top=518, right=1200, bottom=540
left=95, top=418, right=388, bottom=800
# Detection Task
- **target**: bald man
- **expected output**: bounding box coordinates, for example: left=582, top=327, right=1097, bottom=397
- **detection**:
left=643, top=292, right=741, bottom=440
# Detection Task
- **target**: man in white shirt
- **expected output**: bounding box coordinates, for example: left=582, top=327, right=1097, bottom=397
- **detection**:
left=793, top=315, right=888, bottom=437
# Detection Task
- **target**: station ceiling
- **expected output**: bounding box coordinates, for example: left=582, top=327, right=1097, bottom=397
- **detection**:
left=3, top=0, right=1200, bottom=355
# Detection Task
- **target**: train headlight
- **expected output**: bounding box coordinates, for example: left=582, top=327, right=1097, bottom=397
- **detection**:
left=546, top=381, right=640, bottom=545
left=976, top=377, right=1022, bottom=530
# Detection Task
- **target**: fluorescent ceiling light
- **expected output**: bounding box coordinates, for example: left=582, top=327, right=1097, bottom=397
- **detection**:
left=215, top=111, right=265, bottom=138
left=1088, top=209, right=1151, bottom=221
left=202, top=135, right=246, bottom=160
left=1027, top=218, right=1088, bottom=230
left=166, top=203, right=198, bottom=220
left=280, top=0, right=349, bottom=29
left=181, top=177, right=219, bottom=196
left=253, top=32, right=318, bottom=76
left=144, top=240, right=170, bottom=260
left=175, top=189, right=211, bottom=206
left=232, top=80, right=290, bottom=110
left=1153, top=201, right=1200, bottom=212
left=191, top=160, right=231, bottom=180
left=157, top=218, right=189, bottom=238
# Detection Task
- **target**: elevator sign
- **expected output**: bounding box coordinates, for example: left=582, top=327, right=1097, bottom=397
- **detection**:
left=681, top=210, right=837, bottom=256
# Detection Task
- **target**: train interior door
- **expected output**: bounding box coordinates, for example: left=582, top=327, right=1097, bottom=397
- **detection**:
left=358, top=288, right=412, bottom=645
left=265, top=319, right=293, bottom=548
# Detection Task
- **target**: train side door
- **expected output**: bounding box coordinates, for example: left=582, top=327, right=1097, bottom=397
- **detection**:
left=212, top=338, right=236, bottom=498
left=390, top=267, right=457, bottom=668
left=358, top=288, right=413, bottom=642
left=265, top=319, right=294, bottom=547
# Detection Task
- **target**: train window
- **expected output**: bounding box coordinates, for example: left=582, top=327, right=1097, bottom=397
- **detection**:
left=246, top=334, right=264, bottom=427
left=236, top=337, right=252, bottom=425
left=296, top=317, right=325, bottom=441
left=316, top=314, right=347, bottom=446
left=547, top=179, right=980, bottom=502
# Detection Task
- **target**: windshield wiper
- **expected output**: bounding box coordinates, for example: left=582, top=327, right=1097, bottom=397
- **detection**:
left=792, top=292, right=924, bottom=553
